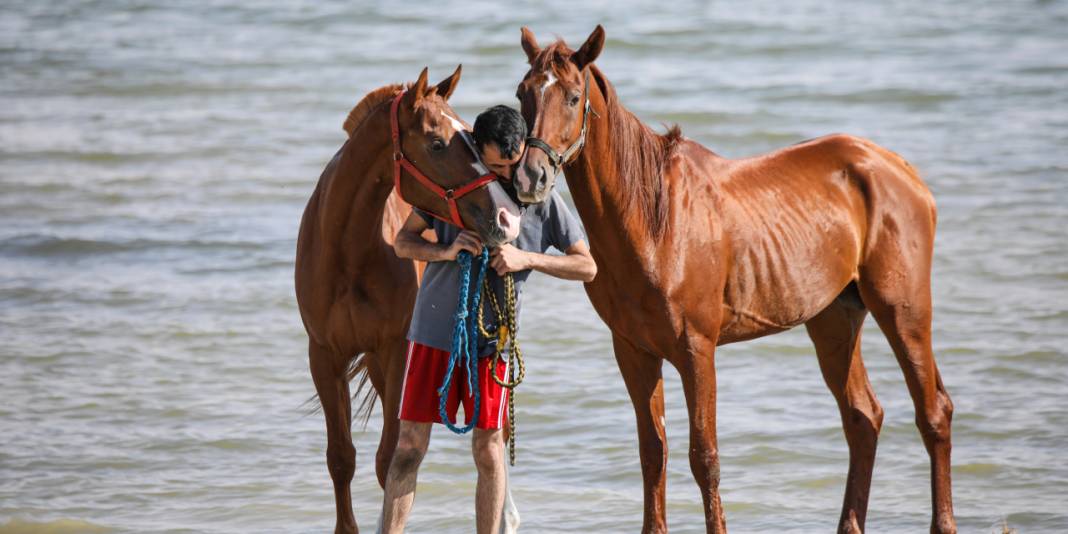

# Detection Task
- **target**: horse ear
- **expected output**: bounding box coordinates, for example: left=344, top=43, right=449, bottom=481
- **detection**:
left=572, top=24, right=605, bottom=71
left=410, top=67, right=430, bottom=103
left=434, top=64, right=462, bottom=100
left=520, top=26, right=540, bottom=63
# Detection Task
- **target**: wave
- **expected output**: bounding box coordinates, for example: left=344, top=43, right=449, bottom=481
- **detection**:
left=0, top=518, right=113, bottom=534
left=0, top=234, right=268, bottom=258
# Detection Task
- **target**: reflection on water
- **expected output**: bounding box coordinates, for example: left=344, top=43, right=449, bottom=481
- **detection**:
left=2, top=1, right=1066, bottom=532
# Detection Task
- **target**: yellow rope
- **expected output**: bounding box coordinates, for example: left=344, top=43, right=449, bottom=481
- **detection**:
left=477, top=273, right=525, bottom=465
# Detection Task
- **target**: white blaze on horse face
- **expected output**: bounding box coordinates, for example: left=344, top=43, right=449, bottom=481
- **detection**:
left=440, top=110, right=467, bottom=135
left=470, top=158, right=490, bottom=175
left=540, top=72, right=556, bottom=95
left=439, top=110, right=487, bottom=174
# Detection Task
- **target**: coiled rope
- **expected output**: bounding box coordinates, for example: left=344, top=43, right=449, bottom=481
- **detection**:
left=479, top=273, right=525, bottom=465
left=437, top=248, right=490, bottom=434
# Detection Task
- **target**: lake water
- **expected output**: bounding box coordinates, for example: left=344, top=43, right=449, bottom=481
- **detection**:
left=2, top=1, right=1067, bottom=532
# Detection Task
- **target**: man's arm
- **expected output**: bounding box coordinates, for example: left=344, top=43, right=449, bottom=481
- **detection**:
left=395, top=211, right=483, bottom=262
left=489, top=240, right=597, bottom=282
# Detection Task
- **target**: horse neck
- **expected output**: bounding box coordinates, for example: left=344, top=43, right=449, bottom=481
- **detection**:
left=318, top=107, right=397, bottom=264
left=564, top=75, right=664, bottom=262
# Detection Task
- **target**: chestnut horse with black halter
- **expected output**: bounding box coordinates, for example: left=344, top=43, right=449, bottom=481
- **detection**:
left=295, top=66, right=520, bottom=534
left=513, top=26, right=956, bottom=534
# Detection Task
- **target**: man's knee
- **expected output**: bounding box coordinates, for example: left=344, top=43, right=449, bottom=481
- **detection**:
left=392, top=442, right=425, bottom=475
left=472, top=429, right=504, bottom=473
left=391, top=423, right=429, bottom=475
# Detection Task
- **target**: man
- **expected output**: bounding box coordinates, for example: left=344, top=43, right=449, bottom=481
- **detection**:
left=382, top=105, right=596, bottom=534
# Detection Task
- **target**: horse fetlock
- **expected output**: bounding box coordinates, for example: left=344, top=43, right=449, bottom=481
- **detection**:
left=837, top=513, right=863, bottom=534
left=333, top=520, right=358, bottom=534
left=931, top=515, right=958, bottom=534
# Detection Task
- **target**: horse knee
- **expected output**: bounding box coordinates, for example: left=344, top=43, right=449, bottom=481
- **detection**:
left=918, top=390, right=953, bottom=447
left=326, top=442, right=356, bottom=482
left=688, top=445, right=721, bottom=489
left=845, top=400, right=883, bottom=434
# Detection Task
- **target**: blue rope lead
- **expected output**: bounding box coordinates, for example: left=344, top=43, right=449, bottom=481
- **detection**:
left=438, top=247, right=490, bottom=434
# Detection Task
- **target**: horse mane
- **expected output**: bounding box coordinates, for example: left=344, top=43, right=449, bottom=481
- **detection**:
left=534, top=41, right=682, bottom=235
left=342, top=83, right=407, bottom=137
left=593, top=65, right=682, bottom=236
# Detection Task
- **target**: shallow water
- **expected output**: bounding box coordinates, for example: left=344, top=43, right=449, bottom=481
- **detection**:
left=2, top=1, right=1067, bottom=533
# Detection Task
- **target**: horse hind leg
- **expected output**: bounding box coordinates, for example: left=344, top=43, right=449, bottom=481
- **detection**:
left=309, top=340, right=359, bottom=534
left=804, top=285, right=882, bottom=533
left=858, top=258, right=956, bottom=534
left=364, top=341, right=407, bottom=492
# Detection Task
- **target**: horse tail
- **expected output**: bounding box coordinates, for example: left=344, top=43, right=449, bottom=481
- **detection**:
left=301, top=352, right=380, bottom=428
left=347, top=353, right=379, bottom=427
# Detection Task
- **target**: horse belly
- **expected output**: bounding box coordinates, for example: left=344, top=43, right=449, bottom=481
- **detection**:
left=718, top=214, right=860, bottom=344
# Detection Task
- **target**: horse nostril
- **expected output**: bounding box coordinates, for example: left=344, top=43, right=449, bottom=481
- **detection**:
left=537, top=168, right=548, bottom=190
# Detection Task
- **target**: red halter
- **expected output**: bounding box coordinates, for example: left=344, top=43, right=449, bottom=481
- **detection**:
left=390, top=91, right=498, bottom=229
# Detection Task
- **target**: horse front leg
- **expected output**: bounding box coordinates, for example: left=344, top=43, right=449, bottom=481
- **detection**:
left=674, top=334, right=726, bottom=533
left=612, top=333, right=668, bottom=534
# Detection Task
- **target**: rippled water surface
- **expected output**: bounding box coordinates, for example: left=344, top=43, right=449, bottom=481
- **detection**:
left=3, top=1, right=1067, bottom=533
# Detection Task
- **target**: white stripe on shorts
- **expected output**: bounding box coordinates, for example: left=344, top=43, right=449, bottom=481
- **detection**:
left=496, top=358, right=510, bottom=428
left=397, top=341, right=415, bottom=418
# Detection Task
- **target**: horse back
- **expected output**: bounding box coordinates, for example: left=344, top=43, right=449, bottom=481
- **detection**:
left=692, top=134, right=933, bottom=342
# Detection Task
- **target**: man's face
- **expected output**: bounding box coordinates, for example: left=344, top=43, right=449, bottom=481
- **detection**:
left=481, top=141, right=525, bottom=181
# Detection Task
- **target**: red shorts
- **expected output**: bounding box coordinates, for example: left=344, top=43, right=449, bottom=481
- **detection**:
left=398, top=341, right=509, bottom=430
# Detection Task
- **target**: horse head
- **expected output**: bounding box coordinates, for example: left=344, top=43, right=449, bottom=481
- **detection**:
left=394, top=66, right=521, bottom=245
left=514, top=25, right=604, bottom=204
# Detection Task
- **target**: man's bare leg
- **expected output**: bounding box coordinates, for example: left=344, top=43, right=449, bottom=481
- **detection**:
left=472, top=428, right=506, bottom=534
left=381, top=420, right=432, bottom=534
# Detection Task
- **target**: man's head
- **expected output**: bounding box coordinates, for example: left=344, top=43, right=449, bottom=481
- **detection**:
left=473, top=105, right=527, bottom=180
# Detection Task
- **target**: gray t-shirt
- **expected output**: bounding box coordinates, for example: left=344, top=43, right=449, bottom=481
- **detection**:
left=407, top=189, right=586, bottom=354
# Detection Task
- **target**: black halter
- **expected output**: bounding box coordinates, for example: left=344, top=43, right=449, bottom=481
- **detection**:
left=525, top=69, right=593, bottom=172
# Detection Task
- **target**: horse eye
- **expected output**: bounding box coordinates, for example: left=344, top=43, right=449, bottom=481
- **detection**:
left=569, top=94, right=580, bottom=107
left=429, top=138, right=446, bottom=152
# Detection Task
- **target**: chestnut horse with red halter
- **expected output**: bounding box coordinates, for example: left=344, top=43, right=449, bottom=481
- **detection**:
left=513, top=26, right=955, bottom=534
left=295, top=66, right=520, bottom=534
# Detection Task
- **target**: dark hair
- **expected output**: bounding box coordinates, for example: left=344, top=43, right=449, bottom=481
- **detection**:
left=473, top=105, right=527, bottom=159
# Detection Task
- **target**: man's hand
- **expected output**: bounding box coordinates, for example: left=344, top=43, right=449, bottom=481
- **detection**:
left=444, top=230, right=484, bottom=261
left=490, top=244, right=530, bottom=275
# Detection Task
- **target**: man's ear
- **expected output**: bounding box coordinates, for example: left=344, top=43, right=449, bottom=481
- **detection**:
left=571, top=25, right=605, bottom=71
left=520, top=26, right=540, bottom=64
left=434, top=64, right=462, bottom=100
